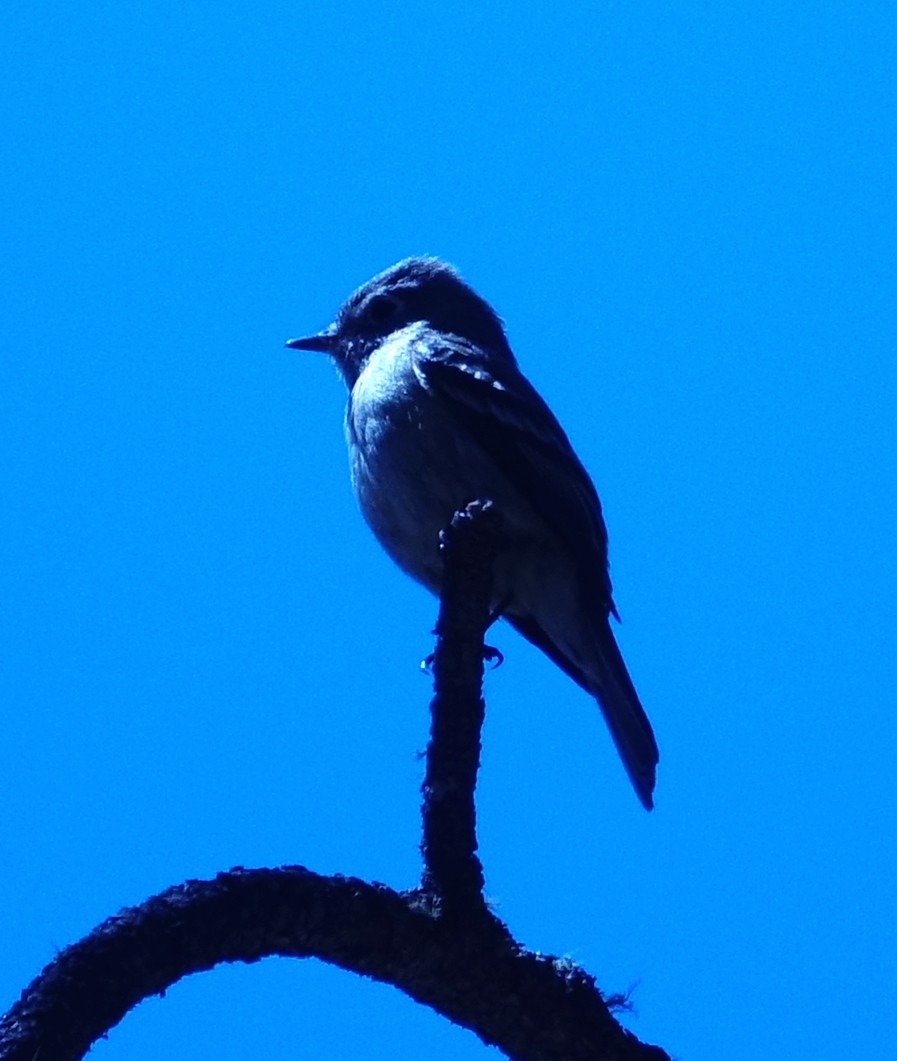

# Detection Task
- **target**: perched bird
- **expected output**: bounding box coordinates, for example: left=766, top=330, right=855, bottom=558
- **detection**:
left=287, top=258, right=658, bottom=809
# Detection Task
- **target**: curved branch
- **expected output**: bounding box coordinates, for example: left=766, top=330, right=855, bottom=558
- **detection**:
left=0, top=867, right=667, bottom=1061
left=0, top=869, right=402, bottom=1061
left=0, top=503, right=670, bottom=1061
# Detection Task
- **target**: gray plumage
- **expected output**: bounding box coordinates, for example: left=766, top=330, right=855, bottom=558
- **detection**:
left=287, top=257, right=659, bottom=809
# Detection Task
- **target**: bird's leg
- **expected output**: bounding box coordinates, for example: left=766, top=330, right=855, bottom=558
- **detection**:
left=421, top=645, right=503, bottom=672
left=481, top=594, right=511, bottom=669
left=482, top=645, right=504, bottom=669
left=486, top=596, right=511, bottom=627
left=421, top=596, right=509, bottom=674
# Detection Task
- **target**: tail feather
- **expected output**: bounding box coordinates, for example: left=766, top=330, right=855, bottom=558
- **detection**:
left=507, top=613, right=658, bottom=810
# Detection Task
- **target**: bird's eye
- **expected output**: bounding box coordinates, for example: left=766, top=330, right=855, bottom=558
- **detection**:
left=366, top=294, right=400, bottom=323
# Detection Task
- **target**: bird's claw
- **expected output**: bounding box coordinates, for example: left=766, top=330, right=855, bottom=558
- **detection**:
left=483, top=645, right=504, bottom=669
left=420, top=646, right=503, bottom=673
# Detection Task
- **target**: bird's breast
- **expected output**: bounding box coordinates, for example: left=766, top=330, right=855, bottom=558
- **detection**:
left=345, top=348, right=469, bottom=593
left=342, top=339, right=569, bottom=618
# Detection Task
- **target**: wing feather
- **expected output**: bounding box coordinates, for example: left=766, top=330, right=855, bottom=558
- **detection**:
left=413, top=337, right=617, bottom=616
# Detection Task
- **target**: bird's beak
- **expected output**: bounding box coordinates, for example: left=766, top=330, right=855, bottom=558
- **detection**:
left=285, top=324, right=337, bottom=352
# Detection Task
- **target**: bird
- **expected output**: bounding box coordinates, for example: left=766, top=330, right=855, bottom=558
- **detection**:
left=287, top=257, right=658, bottom=809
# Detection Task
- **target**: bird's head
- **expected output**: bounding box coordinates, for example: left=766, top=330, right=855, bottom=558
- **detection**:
left=286, top=257, right=513, bottom=386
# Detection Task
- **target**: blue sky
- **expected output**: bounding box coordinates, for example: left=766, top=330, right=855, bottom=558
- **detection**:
left=2, top=2, right=894, bottom=1058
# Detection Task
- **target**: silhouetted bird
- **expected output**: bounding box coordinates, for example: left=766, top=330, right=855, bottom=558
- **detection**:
left=287, top=257, right=658, bottom=809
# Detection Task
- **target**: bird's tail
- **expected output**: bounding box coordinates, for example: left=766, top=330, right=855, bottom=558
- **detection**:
left=507, top=614, right=659, bottom=810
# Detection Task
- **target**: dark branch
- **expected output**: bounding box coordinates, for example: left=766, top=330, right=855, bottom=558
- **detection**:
left=0, top=869, right=404, bottom=1061
left=0, top=503, right=671, bottom=1061
left=420, top=499, right=499, bottom=912
left=0, top=867, right=668, bottom=1061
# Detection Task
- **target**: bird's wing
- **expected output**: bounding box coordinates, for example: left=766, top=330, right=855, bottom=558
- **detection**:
left=411, top=334, right=617, bottom=616
left=412, top=334, right=658, bottom=809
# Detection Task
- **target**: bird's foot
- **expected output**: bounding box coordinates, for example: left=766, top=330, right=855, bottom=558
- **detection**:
left=483, top=645, right=504, bottom=669
left=420, top=645, right=504, bottom=673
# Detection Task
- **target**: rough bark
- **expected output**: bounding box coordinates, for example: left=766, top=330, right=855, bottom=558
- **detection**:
left=0, top=502, right=669, bottom=1061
